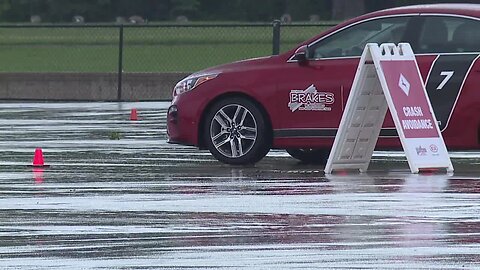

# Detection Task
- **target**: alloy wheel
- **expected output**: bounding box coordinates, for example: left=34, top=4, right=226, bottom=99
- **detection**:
left=210, top=104, right=257, bottom=158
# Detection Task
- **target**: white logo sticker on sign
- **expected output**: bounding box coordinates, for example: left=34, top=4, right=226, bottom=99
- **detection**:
left=398, top=73, right=410, bottom=96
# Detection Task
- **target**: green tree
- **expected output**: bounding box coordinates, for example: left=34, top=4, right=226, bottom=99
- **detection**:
left=1, top=0, right=479, bottom=23
left=283, top=0, right=332, bottom=21
left=170, top=0, right=199, bottom=18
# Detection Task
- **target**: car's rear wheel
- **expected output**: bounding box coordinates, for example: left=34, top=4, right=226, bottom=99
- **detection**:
left=204, top=97, right=270, bottom=165
left=286, top=148, right=329, bottom=164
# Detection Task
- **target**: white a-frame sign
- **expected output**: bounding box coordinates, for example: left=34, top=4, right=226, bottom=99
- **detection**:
left=325, top=43, right=453, bottom=174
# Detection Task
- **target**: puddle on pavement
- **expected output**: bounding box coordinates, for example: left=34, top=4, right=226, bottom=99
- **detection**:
left=0, top=102, right=479, bottom=269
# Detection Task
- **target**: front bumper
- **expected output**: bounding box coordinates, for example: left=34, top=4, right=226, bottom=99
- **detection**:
left=166, top=98, right=200, bottom=146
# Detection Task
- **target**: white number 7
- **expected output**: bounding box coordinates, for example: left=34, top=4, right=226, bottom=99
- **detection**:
left=437, top=71, right=454, bottom=90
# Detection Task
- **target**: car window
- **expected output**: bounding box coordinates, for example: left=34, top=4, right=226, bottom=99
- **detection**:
left=309, top=16, right=411, bottom=59
left=417, top=16, right=480, bottom=54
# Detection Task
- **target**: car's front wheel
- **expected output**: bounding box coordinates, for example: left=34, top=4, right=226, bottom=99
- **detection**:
left=204, top=97, right=271, bottom=165
left=286, top=148, right=329, bottom=164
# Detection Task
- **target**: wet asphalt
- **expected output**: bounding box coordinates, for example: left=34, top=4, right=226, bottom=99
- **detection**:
left=0, top=102, right=479, bottom=269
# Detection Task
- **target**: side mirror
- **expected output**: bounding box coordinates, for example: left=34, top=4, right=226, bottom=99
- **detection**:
left=293, top=45, right=309, bottom=64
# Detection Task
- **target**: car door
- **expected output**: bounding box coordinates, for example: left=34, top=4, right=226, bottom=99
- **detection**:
left=411, top=15, right=480, bottom=148
left=275, top=16, right=415, bottom=141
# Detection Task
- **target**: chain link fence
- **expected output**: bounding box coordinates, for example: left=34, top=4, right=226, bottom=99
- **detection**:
left=0, top=22, right=335, bottom=73
left=0, top=22, right=335, bottom=99
left=0, top=25, right=119, bottom=72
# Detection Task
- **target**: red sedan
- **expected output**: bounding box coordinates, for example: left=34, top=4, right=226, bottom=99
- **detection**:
left=167, top=4, right=480, bottom=164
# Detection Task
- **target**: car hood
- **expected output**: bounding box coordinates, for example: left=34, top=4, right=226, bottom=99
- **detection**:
left=188, top=56, right=274, bottom=78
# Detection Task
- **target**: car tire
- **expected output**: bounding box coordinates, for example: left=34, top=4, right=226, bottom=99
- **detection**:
left=286, top=148, right=329, bottom=164
left=204, top=97, right=271, bottom=165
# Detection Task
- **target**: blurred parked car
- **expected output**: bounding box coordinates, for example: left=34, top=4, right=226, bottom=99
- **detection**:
left=167, top=4, right=480, bottom=164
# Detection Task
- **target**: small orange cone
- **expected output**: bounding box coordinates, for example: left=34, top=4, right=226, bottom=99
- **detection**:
left=31, top=148, right=48, bottom=167
left=130, top=108, right=138, bottom=121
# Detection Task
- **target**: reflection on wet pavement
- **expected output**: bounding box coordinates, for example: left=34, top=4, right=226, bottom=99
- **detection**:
left=0, top=102, right=479, bottom=269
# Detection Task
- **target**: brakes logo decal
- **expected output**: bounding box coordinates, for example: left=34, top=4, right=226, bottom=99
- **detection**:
left=288, top=84, right=335, bottom=112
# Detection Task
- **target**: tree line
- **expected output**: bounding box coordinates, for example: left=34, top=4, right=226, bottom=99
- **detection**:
left=0, top=0, right=478, bottom=23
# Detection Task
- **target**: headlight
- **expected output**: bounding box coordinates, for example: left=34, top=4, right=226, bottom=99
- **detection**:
left=174, top=73, right=219, bottom=96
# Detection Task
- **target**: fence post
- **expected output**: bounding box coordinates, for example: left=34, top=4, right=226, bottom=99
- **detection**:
left=117, top=24, right=124, bottom=101
left=272, top=20, right=281, bottom=55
